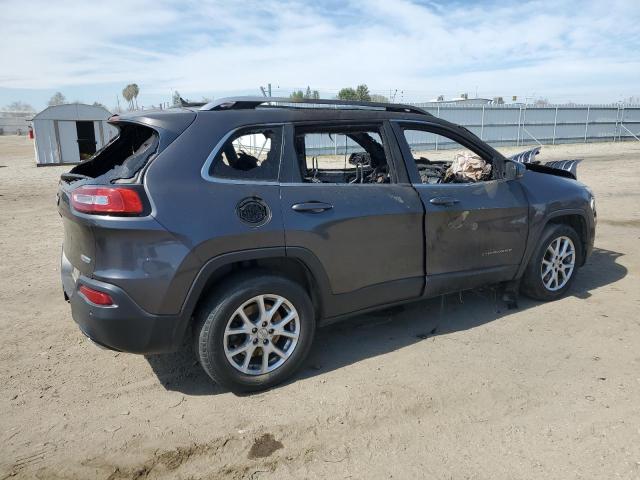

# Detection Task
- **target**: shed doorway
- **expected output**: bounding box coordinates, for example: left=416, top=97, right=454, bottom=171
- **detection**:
left=76, top=121, right=97, bottom=160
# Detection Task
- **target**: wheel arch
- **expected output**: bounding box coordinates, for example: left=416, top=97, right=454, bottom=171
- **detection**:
left=547, top=213, right=588, bottom=264
left=517, top=208, right=590, bottom=279
left=173, top=248, right=330, bottom=345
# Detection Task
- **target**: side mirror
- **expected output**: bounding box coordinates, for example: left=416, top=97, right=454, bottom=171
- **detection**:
left=504, top=160, right=526, bottom=180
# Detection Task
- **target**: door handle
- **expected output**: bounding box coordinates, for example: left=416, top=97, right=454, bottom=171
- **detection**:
left=429, top=196, right=460, bottom=206
left=291, top=201, right=333, bottom=213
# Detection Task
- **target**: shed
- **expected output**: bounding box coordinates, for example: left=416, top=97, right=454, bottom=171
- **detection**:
left=32, top=104, right=118, bottom=165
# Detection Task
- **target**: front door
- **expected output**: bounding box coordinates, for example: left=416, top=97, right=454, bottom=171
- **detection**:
left=280, top=122, right=425, bottom=317
left=393, top=122, right=529, bottom=294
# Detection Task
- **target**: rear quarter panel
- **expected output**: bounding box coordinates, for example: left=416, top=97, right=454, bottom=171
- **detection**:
left=142, top=112, right=286, bottom=314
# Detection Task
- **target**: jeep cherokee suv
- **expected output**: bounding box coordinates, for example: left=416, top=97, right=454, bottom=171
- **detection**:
left=58, top=97, right=596, bottom=392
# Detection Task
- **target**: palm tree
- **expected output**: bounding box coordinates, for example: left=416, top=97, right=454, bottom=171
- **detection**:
left=121, top=84, right=140, bottom=110
left=131, top=84, right=140, bottom=109
left=122, top=85, right=133, bottom=110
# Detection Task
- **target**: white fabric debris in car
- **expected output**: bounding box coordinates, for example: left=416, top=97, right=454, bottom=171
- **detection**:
left=444, top=151, right=492, bottom=183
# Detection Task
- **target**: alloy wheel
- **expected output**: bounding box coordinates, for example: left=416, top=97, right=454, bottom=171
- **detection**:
left=223, top=294, right=300, bottom=375
left=541, top=236, right=575, bottom=291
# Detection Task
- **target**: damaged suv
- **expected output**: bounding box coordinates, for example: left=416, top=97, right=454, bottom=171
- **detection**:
left=58, top=97, right=596, bottom=392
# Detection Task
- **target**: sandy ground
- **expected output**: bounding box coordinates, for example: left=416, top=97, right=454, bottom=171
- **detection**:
left=1, top=136, right=639, bottom=480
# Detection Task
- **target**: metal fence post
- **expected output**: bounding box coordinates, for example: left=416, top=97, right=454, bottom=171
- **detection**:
left=584, top=106, right=590, bottom=143
left=435, top=106, right=440, bottom=150
left=552, top=107, right=558, bottom=145
left=516, top=107, right=522, bottom=146
left=480, top=106, right=485, bottom=140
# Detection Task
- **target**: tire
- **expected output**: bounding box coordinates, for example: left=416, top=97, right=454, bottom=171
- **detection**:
left=194, top=272, right=316, bottom=393
left=521, top=223, right=582, bottom=301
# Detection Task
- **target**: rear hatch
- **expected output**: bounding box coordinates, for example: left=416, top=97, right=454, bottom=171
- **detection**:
left=58, top=110, right=195, bottom=275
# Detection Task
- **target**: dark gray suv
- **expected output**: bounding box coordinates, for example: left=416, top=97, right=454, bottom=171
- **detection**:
left=58, top=97, right=596, bottom=392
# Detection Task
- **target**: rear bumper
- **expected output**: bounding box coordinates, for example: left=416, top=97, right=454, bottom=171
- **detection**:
left=62, top=252, right=185, bottom=353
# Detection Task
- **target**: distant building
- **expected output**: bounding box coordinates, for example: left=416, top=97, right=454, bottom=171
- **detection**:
left=32, top=104, right=118, bottom=165
left=0, top=111, right=32, bottom=135
left=421, top=94, right=494, bottom=107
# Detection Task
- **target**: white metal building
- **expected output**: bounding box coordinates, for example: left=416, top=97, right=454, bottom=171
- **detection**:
left=0, top=111, right=32, bottom=135
left=32, top=104, right=118, bottom=165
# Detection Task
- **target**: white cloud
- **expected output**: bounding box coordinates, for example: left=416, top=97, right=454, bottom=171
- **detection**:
left=1, top=0, right=639, bottom=102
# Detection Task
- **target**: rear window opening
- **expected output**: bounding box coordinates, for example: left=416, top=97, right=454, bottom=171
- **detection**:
left=62, top=123, right=158, bottom=185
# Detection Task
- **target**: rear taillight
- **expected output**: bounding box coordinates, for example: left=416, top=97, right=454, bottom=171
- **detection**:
left=71, top=186, right=143, bottom=215
left=79, top=285, right=114, bottom=306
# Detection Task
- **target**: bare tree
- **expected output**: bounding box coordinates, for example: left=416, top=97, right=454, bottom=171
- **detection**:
left=4, top=101, right=35, bottom=112
left=48, top=92, right=66, bottom=106
left=370, top=94, right=389, bottom=103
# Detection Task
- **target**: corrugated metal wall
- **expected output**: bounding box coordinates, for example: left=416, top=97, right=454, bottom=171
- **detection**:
left=417, top=104, right=640, bottom=147
left=305, top=105, right=640, bottom=155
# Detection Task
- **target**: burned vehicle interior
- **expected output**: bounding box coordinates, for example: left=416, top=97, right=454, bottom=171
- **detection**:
left=402, top=128, right=494, bottom=184
left=295, top=126, right=392, bottom=184
left=61, top=124, right=158, bottom=186
left=208, top=126, right=282, bottom=181
left=294, top=124, right=495, bottom=185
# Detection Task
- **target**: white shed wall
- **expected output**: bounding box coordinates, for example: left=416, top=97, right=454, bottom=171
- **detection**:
left=33, top=118, right=60, bottom=164
left=58, top=121, right=79, bottom=163
left=103, top=123, right=118, bottom=146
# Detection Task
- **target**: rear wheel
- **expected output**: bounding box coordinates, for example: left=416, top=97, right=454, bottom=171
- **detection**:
left=194, top=274, right=315, bottom=392
left=521, top=224, right=581, bottom=301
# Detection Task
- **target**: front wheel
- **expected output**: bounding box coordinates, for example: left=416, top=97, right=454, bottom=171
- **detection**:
left=194, top=273, right=316, bottom=393
left=521, top=223, right=582, bottom=301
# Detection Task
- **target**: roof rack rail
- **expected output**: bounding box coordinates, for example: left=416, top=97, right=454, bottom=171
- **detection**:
left=200, top=96, right=429, bottom=116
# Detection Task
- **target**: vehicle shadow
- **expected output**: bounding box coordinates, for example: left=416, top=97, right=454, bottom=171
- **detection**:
left=145, top=247, right=626, bottom=396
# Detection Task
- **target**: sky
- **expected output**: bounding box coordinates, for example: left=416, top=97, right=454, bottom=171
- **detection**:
left=1, top=0, right=639, bottom=111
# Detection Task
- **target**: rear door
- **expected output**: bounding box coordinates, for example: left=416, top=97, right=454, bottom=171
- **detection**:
left=280, top=122, right=424, bottom=317
left=392, top=121, right=529, bottom=293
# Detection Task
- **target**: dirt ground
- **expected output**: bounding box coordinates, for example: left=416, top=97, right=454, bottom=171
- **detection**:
left=1, top=136, right=639, bottom=480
